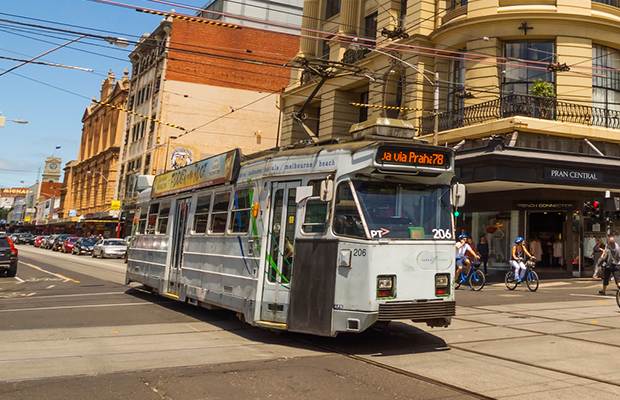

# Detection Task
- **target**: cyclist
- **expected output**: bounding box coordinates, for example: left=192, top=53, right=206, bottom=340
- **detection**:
left=456, top=234, right=479, bottom=280
left=510, top=237, right=534, bottom=283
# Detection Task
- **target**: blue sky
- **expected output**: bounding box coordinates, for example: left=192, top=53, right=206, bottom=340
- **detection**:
left=0, top=0, right=206, bottom=189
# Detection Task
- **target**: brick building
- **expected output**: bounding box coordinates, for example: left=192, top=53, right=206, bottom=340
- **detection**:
left=117, top=14, right=299, bottom=233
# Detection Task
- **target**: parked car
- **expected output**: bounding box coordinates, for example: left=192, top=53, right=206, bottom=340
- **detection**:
left=92, top=239, right=128, bottom=259
left=14, top=233, right=34, bottom=245
left=61, top=237, right=81, bottom=253
left=51, top=234, right=71, bottom=251
left=72, top=238, right=98, bottom=255
left=42, top=234, right=58, bottom=249
left=9, top=233, right=22, bottom=243
left=34, top=235, right=47, bottom=247
left=0, top=235, right=18, bottom=277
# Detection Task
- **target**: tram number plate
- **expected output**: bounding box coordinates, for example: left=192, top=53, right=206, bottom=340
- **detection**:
left=352, top=249, right=366, bottom=257
left=432, top=229, right=452, bottom=239
left=376, top=146, right=450, bottom=168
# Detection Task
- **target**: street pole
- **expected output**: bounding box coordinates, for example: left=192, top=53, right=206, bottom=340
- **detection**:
left=433, top=72, right=439, bottom=146
left=163, top=136, right=178, bottom=173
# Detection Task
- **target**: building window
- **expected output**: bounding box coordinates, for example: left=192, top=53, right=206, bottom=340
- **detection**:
left=447, top=51, right=466, bottom=112
left=322, top=40, right=331, bottom=60
left=364, top=13, right=378, bottom=47
left=503, top=41, right=555, bottom=95
left=326, top=0, right=340, bottom=19
left=400, top=0, right=407, bottom=26
left=384, top=68, right=404, bottom=119
left=359, top=91, right=369, bottom=122
left=448, top=0, right=468, bottom=10
left=592, top=44, right=620, bottom=121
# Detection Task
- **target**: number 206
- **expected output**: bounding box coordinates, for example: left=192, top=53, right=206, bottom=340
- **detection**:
left=432, top=229, right=452, bottom=239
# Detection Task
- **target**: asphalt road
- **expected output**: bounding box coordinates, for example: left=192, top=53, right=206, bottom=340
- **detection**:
left=1, top=245, right=619, bottom=399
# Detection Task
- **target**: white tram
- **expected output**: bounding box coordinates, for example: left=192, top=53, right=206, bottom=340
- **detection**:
left=126, top=121, right=459, bottom=336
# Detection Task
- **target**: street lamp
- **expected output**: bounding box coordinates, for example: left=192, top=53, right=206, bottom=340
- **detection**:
left=350, top=45, right=440, bottom=145
left=0, top=112, right=28, bottom=127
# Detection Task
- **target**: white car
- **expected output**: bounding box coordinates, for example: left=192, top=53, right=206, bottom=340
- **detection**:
left=92, top=239, right=128, bottom=259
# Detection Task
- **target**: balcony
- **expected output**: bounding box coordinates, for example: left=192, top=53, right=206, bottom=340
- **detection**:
left=418, top=94, right=620, bottom=135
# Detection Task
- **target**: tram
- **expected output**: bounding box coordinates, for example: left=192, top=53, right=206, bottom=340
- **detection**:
left=126, top=119, right=460, bottom=337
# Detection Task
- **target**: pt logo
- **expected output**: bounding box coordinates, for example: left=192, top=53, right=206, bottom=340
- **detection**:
left=370, top=228, right=390, bottom=238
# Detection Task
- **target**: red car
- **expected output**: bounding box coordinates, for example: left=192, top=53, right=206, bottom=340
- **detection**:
left=61, top=237, right=81, bottom=253
left=34, top=236, right=46, bottom=247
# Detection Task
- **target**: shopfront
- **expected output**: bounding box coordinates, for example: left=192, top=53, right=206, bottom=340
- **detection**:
left=455, top=140, right=620, bottom=275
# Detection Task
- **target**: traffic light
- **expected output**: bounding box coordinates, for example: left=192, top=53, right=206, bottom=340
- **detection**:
left=454, top=209, right=461, bottom=218
left=583, top=201, right=592, bottom=218
left=591, top=200, right=601, bottom=221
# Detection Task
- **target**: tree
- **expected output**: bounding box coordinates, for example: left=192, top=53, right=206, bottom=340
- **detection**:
left=530, top=79, right=556, bottom=119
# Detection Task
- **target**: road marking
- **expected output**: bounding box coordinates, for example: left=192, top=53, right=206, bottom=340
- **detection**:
left=570, top=294, right=614, bottom=299
left=0, top=291, right=128, bottom=300
left=538, top=282, right=571, bottom=288
left=0, top=302, right=157, bottom=313
left=0, top=292, right=36, bottom=299
left=20, top=262, right=80, bottom=283
left=13, top=276, right=24, bottom=283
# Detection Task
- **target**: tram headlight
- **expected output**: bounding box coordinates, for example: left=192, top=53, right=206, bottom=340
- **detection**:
left=435, top=273, right=450, bottom=296
left=377, top=275, right=394, bottom=298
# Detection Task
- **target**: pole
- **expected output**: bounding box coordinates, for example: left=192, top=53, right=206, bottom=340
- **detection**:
left=164, top=137, right=171, bottom=173
left=433, top=72, right=439, bottom=146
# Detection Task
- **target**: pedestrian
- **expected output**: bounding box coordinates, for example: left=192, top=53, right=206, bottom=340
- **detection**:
left=591, top=237, right=605, bottom=279
left=599, top=234, right=620, bottom=295
left=477, top=235, right=490, bottom=276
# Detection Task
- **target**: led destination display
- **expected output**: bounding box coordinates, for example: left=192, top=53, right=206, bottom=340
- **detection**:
left=375, top=146, right=451, bottom=168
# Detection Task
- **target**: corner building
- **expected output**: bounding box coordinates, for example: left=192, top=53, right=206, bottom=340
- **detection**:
left=278, top=0, right=620, bottom=275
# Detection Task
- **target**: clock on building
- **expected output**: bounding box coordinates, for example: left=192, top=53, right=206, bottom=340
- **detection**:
left=49, top=163, right=58, bottom=170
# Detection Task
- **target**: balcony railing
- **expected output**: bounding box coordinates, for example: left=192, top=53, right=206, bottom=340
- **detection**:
left=418, top=94, right=620, bottom=135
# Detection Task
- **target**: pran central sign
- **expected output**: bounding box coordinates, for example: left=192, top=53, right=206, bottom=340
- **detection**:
left=0, top=188, right=28, bottom=197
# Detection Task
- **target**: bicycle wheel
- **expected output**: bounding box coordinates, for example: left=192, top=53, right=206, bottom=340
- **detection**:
left=616, top=288, right=620, bottom=309
left=526, top=270, right=539, bottom=292
left=469, top=269, right=486, bottom=291
left=505, top=271, right=518, bottom=290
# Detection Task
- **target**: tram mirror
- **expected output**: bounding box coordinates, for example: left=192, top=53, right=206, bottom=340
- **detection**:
left=295, top=186, right=313, bottom=203
left=320, top=179, right=334, bottom=202
left=451, top=184, right=466, bottom=207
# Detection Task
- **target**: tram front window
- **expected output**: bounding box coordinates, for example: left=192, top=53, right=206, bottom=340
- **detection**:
left=352, top=180, right=452, bottom=240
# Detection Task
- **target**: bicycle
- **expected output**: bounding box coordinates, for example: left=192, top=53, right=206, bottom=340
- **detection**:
left=616, top=288, right=620, bottom=309
left=455, top=258, right=485, bottom=291
left=505, top=259, right=539, bottom=292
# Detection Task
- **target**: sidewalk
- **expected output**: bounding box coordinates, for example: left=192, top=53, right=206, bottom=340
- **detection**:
left=482, top=266, right=588, bottom=284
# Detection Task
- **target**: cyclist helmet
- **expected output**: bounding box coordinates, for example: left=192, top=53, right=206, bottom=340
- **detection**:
left=458, top=234, right=468, bottom=240
left=515, top=237, right=525, bottom=244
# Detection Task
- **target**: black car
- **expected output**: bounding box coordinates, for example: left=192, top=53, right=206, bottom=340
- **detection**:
left=0, top=235, right=18, bottom=277
left=15, top=233, right=34, bottom=245
left=72, top=238, right=98, bottom=255
left=51, top=234, right=71, bottom=251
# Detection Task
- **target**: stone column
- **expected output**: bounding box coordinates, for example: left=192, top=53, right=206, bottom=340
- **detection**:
left=556, top=36, right=592, bottom=104
left=339, top=0, right=359, bottom=36
left=298, top=0, right=320, bottom=58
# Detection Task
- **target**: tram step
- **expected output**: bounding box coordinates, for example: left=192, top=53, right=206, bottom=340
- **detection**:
left=162, top=292, right=180, bottom=299
left=255, top=320, right=287, bottom=330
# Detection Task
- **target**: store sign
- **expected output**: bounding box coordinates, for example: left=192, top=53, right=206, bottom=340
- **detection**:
left=0, top=188, right=28, bottom=197
left=152, top=149, right=241, bottom=198
left=515, top=201, right=575, bottom=210
left=375, top=146, right=451, bottom=168
left=110, top=201, right=121, bottom=211
left=544, top=168, right=601, bottom=182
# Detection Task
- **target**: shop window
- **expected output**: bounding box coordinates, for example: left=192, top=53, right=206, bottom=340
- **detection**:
left=157, top=202, right=170, bottom=234
left=193, top=194, right=211, bottom=234
left=146, top=203, right=159, bottom=234
left=302, top=180, right=328, bottom=234
left=210, top=191, right=230, bottom=234
left=333, top=181, right=366, bottom=239
left=230, top=188, right=252, bottom=234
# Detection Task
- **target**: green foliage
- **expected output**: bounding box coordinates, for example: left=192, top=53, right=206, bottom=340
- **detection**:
left=530, top=79, right=556, bottom=98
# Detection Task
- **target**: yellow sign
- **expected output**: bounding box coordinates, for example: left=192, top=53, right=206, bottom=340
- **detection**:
left=24, top=216, right=31, bottom=222
left=111, top=201, right=121, bottom=210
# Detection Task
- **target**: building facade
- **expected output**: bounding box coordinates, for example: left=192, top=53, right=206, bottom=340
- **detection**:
left=56, top=71, right=129, bottom=236
left=117, top=15, right=299, bottom=234
left=279, top=0, right=620, bottom=275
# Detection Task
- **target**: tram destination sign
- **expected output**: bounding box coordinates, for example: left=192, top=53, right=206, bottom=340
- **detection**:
left=375, top=146, right=451, bottom=169
left=151, top=148, right=241, bottom=198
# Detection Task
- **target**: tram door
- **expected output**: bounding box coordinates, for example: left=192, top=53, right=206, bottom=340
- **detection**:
left=167, top=197, right=191, bottom=295
left=260, top=181, right=300, bottom=323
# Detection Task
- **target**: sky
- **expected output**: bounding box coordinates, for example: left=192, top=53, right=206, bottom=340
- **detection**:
left=0, top=0, right=209, bottom=189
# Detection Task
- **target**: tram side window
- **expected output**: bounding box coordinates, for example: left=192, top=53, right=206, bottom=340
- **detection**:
left=230, top=188, right=252, bottom=234
left=333, top=182, right=366, bottom=239
left=210, top=192, right=230, bottom=234
left=302, top=180, right=328, bottom=234
left=146, top=203, right=159, bottom=234
left=193, top=194, right=211, bottom=234
left=157, top=202, right=170, bottom=234
left=137, top=206, right=148, bottom=234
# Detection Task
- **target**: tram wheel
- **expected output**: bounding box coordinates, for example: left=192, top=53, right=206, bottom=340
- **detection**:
left=470, top=269, right=485, bottom=291
left=505, top=271, right=518, bottom=290
left=526, top=271, right=539, bottom=292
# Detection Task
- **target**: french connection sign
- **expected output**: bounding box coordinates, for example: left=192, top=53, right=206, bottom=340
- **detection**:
left=544, top=168, right=602, bottom=183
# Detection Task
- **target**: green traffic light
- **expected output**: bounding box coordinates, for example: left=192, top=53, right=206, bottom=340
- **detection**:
left=454, top=210, right=461, bottom=217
